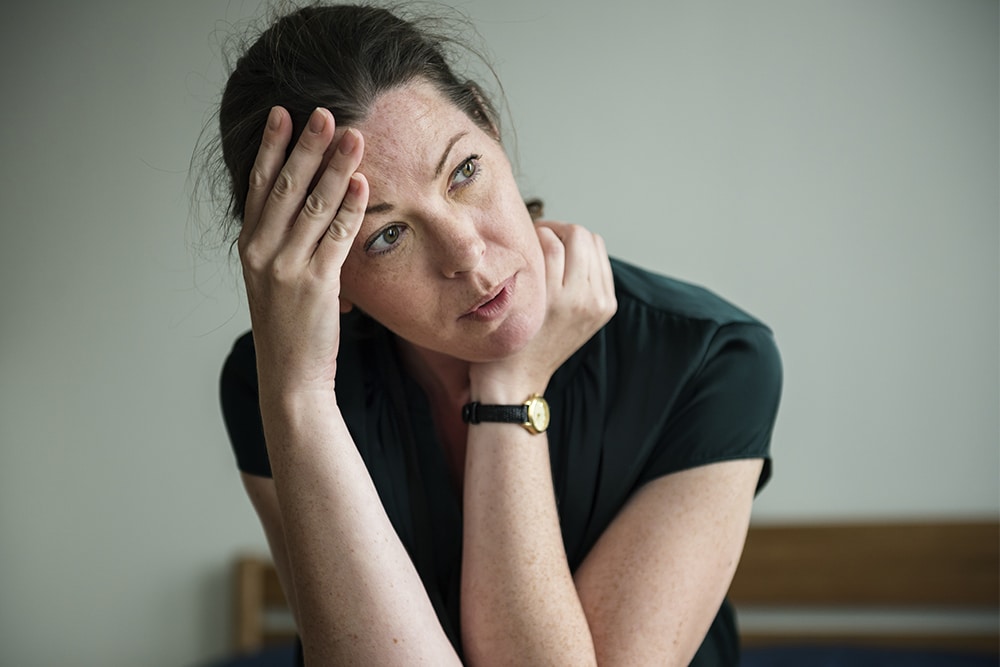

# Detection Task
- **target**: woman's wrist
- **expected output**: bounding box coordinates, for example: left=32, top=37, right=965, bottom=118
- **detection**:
left=468, top=367, right=551, bottom=404
left=258, top=387, right=344, bottom=436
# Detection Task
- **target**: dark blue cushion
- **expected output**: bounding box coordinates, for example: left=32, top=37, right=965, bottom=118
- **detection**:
left=741, top=645, right=999, bottom=667
left=198, top=644, right=296, bottom=667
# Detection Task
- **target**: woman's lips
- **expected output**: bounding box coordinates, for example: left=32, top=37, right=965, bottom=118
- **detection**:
left=462, top=275, right=516, bottom=322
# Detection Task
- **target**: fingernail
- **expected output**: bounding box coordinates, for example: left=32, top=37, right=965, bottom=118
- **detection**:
left=308, top=108, right=326, bottom=134
left=348, top=174, right=361, bottom=195
left=338, top=128, right=358, bottom=155
left=266, top=106, right=280, bottom=130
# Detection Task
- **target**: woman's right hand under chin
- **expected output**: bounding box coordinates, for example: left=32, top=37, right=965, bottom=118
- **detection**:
left=469, top=220, right=618, bottom=400
left=237, top=106, right=369, bottom=400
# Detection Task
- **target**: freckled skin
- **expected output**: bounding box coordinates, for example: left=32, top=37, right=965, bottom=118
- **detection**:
left=337, top=81, right=547, bottom=363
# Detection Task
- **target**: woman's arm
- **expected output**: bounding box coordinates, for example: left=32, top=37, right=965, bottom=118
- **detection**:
left=262, top=399, right=459, bottom=665
left=464, top=443, right=761, bottom=667
left=460, top=222, right=614, bottom=665
left=462, top=389, right=762, bottom=666
left=241, top=472, right=300, bottom=627
left=460, top=223, right=775, bottom=665
left=574, top=459, right=763, bottom=666
left=239, top=106, right=459, bottom=665
left=461, top=423, right=595, bottom=665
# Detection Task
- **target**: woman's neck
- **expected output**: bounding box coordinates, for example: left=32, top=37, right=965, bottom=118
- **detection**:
left=394, top=337, right=472, bottom=490
left=394, top=337, right=471, bottom=411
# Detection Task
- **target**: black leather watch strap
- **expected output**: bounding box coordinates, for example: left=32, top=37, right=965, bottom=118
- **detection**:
left=462, top=402, right=529, bottom=425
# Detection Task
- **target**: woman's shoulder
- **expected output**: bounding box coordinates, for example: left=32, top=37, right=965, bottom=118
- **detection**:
left=610, top=257, right=766, bottom=330
left=597, top=257, right=780, bottom=397
left=222, top=330, right=257, bottom=383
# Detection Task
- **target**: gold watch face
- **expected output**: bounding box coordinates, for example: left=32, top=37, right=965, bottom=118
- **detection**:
left=525, top=395, right=550, bottom=434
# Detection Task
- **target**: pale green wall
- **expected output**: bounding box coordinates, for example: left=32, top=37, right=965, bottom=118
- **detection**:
left=0, top=1, right=996, bottom=665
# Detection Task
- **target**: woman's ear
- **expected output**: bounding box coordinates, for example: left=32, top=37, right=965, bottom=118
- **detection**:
left=525, top=198, right=545, bottom=222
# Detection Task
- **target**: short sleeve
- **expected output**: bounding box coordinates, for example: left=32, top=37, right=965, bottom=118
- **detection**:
left=219, top=331, right=273, bottom=478
left=637, top=322, right=782, bottom=492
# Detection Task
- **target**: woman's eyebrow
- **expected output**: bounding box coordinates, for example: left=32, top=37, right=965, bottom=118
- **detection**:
left=434, top=131, right=468, bottom=178
left=365, top=131, right=470, bottom=216
left=365, top=201, right=394, bottom=216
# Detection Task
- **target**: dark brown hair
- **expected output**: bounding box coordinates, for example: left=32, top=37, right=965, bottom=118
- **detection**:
left=214, top=3, right=504, bottom=230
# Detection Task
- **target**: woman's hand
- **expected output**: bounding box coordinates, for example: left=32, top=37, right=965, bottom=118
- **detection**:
left=238, top=106, right=368, bottom=398
left=470, top=221, right=617, bottom=398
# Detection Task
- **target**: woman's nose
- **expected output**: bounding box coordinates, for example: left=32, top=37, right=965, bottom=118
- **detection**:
left=434, top=215, right=486, bottom=278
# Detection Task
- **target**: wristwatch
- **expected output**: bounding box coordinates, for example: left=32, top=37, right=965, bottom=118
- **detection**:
left=461, top=394, right=550, bottom=434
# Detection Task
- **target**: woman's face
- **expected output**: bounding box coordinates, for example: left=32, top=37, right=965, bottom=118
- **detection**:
left=338, top=80, right=547, bottom=362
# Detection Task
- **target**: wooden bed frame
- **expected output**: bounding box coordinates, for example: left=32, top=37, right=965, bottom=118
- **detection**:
left=728, top=520, right=998, bottom=654
left=231, top=519, right=999, bottom=655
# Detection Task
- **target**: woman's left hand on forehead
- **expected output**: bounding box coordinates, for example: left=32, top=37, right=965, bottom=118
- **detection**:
left=237, top=106, right=370, bottom=397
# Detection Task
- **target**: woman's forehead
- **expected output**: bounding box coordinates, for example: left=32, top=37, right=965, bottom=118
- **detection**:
left=353, top=82, right=478, bottom=173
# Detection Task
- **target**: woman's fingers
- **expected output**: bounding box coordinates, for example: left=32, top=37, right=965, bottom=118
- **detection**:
left=535, top=224, right=566, bottom=294
left=285, top=128, right=364, bottom=263
left=314, top=171, right=369, bottom=278
left=594, top=233, right=616, bottom=302
left=240, top=106, right=292, bottom=249
left=536, top=221, right=596, bottom=289
left=248, top=108, right=338, bottom=255
left=536, top=220, right=616, bottom=323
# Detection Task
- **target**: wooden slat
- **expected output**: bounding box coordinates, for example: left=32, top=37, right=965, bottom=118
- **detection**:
left=232, top=557, right=264, bottom=651
left=729, top=520, right=1000, bottom=607
left=233, top=555, right=293, bottom=652
left=261, top=563, right=287, bottom=607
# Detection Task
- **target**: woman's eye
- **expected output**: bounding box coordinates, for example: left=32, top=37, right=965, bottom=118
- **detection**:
left=452, top=155, right=480, bottom=187
left=366, top=224, right=406, bottom=254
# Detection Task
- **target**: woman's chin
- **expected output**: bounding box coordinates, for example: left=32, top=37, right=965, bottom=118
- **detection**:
left=393, top=306, right=545, bottom=365
left=472, top=311, right=544, bottom=361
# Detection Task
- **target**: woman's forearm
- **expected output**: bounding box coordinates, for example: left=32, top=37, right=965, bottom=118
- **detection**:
left=460, top=421, right=597, bottom=666
left=458, top=220, right=614, bottom=665
left=259, top=392, right=460, bottom=665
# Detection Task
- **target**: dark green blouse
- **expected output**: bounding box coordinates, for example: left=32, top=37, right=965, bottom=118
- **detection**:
left=220, top=258, right=782, bottom=665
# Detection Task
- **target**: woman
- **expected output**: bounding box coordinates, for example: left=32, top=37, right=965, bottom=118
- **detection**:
left=213, top=4, right=781, bottom=665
